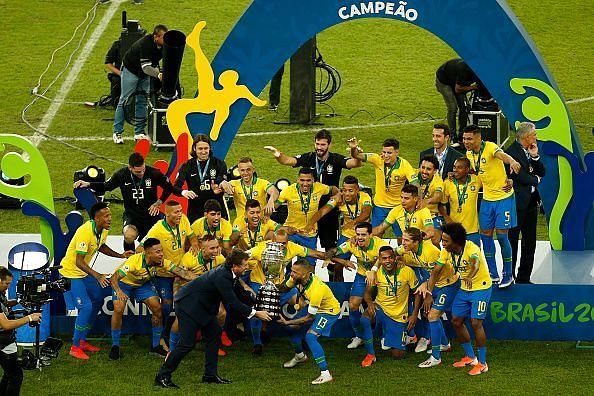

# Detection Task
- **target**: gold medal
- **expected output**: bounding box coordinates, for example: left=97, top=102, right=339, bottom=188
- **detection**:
left=294, top=304, right=300, bottom=310
left=457, top=206, right=463, bottom=213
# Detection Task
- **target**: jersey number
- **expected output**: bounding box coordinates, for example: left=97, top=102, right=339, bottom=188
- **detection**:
left=317, top=316, right=328, bottom=329
left=385, top=286, right=395, bottom=297
left=477, top=301, right=487, bottom=313
left=504, top=211, right=511, bottom=224
left=132, top=188, right=144, bottom=200
left=438, top=293, right=447, bottom=305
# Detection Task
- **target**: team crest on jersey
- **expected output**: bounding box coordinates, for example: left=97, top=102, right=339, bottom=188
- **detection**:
left=253, top=191, right=258, bottom=197
left=327, top=164, right=333, bottom=173
left=210, top=169, right=217, bottom=177
left=145, top=179, right=152, bottom=188
left=78, top=242, right=87, bottom=250
left=76, top=297, right=82, bottom=305
left=394, top=176, right=400, bottom=181
left=481, top=158, right=487, bottom=163
left=313, top=194, right=318, bottom=201
left=182, top=231, right=186, bottom=236
left=471, top=185, right=476, bottom=191
left=397, top=281, right=402, bottom=287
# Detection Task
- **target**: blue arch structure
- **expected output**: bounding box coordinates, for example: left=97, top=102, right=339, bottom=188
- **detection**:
left=182, top=0, right=593, bottom=250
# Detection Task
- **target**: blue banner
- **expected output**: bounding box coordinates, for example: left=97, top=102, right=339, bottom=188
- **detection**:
left=50, top=283, right=594, bottom=341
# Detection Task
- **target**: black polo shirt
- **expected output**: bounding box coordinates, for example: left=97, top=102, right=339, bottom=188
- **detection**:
left=105, top=40, right=121, bottom=70
left=436, top=59, right=477, bottom=88
left=293, top=152, right=349, bottom=187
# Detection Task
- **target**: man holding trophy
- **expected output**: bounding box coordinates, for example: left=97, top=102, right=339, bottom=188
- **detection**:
left=246, top=228, right=327, bottom=355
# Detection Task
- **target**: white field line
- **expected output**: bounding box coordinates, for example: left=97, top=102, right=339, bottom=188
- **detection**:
left=32, top=0, right=124, bottom=146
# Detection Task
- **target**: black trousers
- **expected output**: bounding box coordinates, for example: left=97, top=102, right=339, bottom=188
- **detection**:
left=158, top=307, right=221, bottom=379
left=508, top=199, right=538, bottom=283
left=0, top=350, right=23, bottom=396
left=268, top=66, right=284, bottom=107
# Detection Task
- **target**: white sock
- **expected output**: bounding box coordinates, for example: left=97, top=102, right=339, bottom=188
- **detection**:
left=321, top=370, right=330, bottom=376
left=296, top=352, right=305, bottom=359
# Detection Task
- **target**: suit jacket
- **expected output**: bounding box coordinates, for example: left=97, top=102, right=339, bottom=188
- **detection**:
left=174, top=265, right=252, bottom=326
left=419, top=146, right=463, bottom=180
left=505, top=141, right=546, bottom=211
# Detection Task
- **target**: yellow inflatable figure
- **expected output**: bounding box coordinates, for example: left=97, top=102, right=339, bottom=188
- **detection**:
left=167, top=21, right=267, bottom=149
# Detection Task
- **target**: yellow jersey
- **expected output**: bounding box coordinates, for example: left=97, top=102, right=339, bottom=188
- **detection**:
left=396, top=238, right=440, bottom=269
left=441, top=175, right=482, bottom=234
left=232, top=217, right=279, bottom=250
left=436, top=241, right=492, bottom=291
left=277, top=182, right=331, bottom=237
left=286, top=274, right=340, bottom=315
left=417, top=173, right=444, bottom=217
left=191, top=216, right=233, bottom=245
left=363, top=153, right=416, bottom=208
left=336, top=236, right=389, bottom=276
left=229, top=177, right=273, bottom=220
left=59, top=220, right=109, bottom=279
left=247, top=240, right=309, bottom=285
left=384, top=206, right=433, bottom=233
left=180, top=250, right=226, bottom=276
left=326, top=191, right=372, bottom=238
left=117, top=253, right=176, bottom=287
left=143, top=216, right=194, bottom=277
left=375, top=265, right=418, bottom=323
left=467, top=141, right=513, bottom=201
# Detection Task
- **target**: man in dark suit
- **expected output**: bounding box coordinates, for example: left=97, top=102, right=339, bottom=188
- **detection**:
left=505, top=122, right=545, bottom=284
left=419, top=124, right=463, bottom=180
left=155, top=250, right=272, bottom=388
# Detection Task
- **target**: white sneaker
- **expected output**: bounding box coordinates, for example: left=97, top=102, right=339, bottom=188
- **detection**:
left=347, top=337, right=363, bottom=349
left=427, top=343, right=451, bottom=353
left=418, top=355, right=442, bottom=368
left=134, top=133, right=149, bottom=141
left=405, top=335, right=417, bottom=345
left=415, top=337, right=430, bottom=353
left=381, top=338, right=391, bottom=351
left=113, top=133, right=123, bottom=144
left=283, top=353, right=308, bottom=368
left=311, top=372, right=333, bottom=385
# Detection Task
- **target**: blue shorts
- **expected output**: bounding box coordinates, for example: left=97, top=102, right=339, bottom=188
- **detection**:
left=411, top=267, right=430, bottom=283
left=432, top=216, right=444, bottom=230
left=432, top=279, right=461, bottom=312
left=113, top=281, right=158, bottom=302
left=372, top=205, right=402, bottom=237
left=67, top=276, right=103, bottom=311
left=310, top=313, right=339, bottom=337
left=350, top=273, right=367, bottom=298
left=467, top=232, right=481, bottom=247
left=288, top=234, right=317, bottom=266
left=250, top=281, right=298, bottom=306
left=155, top=277, right=174, bottom=301
left=452, top=287, right=492, bottom=320
left=375, top=306, right=407, bottom=350
left=479, top=195, right=517, bottom=230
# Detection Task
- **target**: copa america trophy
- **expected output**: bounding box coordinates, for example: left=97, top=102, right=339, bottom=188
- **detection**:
left=255, top=242, right=285, bottom=319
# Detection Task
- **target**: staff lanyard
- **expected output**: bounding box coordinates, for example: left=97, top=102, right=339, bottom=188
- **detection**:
left=246, top=221, right=261, bottom=248
left=383, top=158, right=400, bottom=190
left=162, top=219, right=182, bottom=249
left=197, top=158, right=211, bottom=184
left=382, top=266, right=398, bottom=296
left=297, top=184, right=312, bottom=217
left=471, top=141, right=486, bottom=175
left=419, top=175, right=432, bottom=199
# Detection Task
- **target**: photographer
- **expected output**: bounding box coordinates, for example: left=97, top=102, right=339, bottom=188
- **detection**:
left=0, top=267, right=42, bottom=396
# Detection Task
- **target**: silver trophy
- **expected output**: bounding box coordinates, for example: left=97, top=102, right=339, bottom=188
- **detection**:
left=255, top=242, right=285, bottom=319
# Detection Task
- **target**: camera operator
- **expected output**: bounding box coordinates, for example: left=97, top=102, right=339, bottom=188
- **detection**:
left=105, top=39, right=122, bottom=108
left=0, top=267, right=41, bottom=396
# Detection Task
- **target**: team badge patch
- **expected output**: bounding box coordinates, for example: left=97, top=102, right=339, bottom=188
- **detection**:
left=145, top=179, right=152, bottom=188
left=210, top=169, right=217, bottom=177
left=78, top=242, right=87, bottom=250
left=327, top=164, right=333, bottom=173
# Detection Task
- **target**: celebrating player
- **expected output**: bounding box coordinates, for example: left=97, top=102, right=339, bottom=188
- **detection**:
left=373, top=184, right=434, bottom=242
left=414, top=155, right=444, bottom=246
left=330, top=222, right=388, bottom=349
left=231, top=199, right=279, bottom=251
left=278, top=259, right=340, bottom=385
left=440, top=222, right=492, bottom=375
left=246, top=229, right=327, bottom=355
left=439, top=157, right=482, bottom=246
left=59, top=202, right=133, bottom=360
left=359, top=246, right=421, bottom=365
left=275, top=168, right=338, bottom=264
left=220, top=157, right=279, bottom=220
left=349, top=137, right=416, bottom=235
left=463, top=124, right=520, bottom=287
left=191, top=199, right=233, bottom=255
left=109, top=238, right=198, bottom=360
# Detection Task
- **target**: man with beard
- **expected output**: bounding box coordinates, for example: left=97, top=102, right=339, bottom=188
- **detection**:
left=419, top=124, right=463, bottom=180
left=414, top=155, right=444, bottom=246
left=191, top=199, right=233, bottom=256
left=231, top=199, right=279, bottom=251
left=264, top=129, right=360, bottom=280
